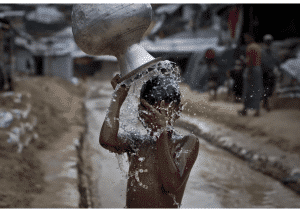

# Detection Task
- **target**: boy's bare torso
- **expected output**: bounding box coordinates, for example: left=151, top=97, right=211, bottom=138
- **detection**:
left=124, top=132, right=191, bottom=208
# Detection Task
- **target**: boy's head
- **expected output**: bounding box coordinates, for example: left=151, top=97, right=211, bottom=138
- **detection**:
left=139, top=75, right=182, bottom=131
left=140, top=75, right=181, bottom=106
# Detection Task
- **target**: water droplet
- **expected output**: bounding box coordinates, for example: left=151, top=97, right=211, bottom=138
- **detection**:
left=138, top=157, right=145, bottom=162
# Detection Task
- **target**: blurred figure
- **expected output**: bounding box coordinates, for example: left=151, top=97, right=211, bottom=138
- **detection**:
left=232, top=54, right=246, bottom=102
left=205, top=49, right=219, bottom=101
left=191, top=4, right=202, bottom=33
left=261, top=34, right=278, bottom=112
left=0, top=18, right=14, bottom=92
left=199, top=4, right=213, bottom=29
left=228, top=5, right=241, bottom=48
left=224, top=70, right=235, bottom=101
left=238, top=33, right=263, bottom=117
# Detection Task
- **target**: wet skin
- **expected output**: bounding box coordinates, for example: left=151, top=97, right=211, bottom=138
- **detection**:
left=99, top=74, right=200, bottom=208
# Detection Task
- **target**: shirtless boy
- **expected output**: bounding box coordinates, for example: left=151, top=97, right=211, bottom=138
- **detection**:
left=99, top=74, right=199, bottom=208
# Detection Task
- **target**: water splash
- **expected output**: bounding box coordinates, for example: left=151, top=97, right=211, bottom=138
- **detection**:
left=114, top=60, right=182, bottom=188
left=169, top=193, right=181, bottom=208
left=119, top=60, right=181, bottom=141
left=115, top=153, right=129, bottom=179
left=138, top=157, right=145, bottom=162
left=127, top=169, right=149, bottom=190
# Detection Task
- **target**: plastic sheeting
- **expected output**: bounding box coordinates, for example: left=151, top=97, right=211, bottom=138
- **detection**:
left=0, top=110, right=14, bottom=128
left=281, top=58, right=300, bottom=82
left=0, top=91, right=38, bottom=153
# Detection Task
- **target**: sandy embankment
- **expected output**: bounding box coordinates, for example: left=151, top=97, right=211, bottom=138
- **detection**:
left=0, top=76, right=86, bottom=208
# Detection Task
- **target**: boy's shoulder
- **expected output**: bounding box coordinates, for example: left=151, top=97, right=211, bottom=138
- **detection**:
left=176, top=134, right=199, bottom=149
left=186, top=134, right=199, bottom=143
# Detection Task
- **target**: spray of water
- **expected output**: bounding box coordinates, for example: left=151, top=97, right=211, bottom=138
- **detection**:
left=118, top=60, right=181, bottom=143
left=115, top=153, right=129, bottom=179
left=113, top=60, right=183, bottom=201
left=169, top=193, right=181, bottom=208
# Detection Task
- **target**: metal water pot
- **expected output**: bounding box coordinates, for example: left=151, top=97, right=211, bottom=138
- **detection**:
left=72, top=4, right=162, bottom=83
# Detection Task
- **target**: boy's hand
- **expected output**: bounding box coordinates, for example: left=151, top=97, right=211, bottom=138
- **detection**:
left=111, top=74, right=130, bottom=104
left=111, top=74, right=121, bottom=90
left=140, top=99, right=172, bottom=131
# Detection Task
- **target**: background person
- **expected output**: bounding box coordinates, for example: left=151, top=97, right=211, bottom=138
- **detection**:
left=261, top=34, right=278, bottom=112
left=238, top=32, right=263, bottom=117
left=205, top=49, right=220, bottom=101
left=231, top=54, right=246, bottom=102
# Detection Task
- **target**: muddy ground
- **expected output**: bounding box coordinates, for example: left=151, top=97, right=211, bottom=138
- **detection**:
left=0, top=76, right=86, bottom=208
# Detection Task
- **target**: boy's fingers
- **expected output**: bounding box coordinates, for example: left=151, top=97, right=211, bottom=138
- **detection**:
left=140, top=112, right=152, bottom=123
left=141, top=110, right=151, bottom=115
left=139, top=112, right=147, bottom=120
left=111, top=74, right=123, bottom=89
left=111, top=74, right=119, bottom=88
left=141, top=99, right=156, bottom=112
left=112, top=74, right=120, bottom=83
left=114, top=74, right=121, bottom=81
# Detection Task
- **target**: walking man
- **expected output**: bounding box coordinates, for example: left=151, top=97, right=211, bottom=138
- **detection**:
left=238, top=33, right=263, bottom=117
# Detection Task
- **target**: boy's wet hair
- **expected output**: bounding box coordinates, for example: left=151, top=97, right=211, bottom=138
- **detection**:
left=140, top=75, right=181, bottom=106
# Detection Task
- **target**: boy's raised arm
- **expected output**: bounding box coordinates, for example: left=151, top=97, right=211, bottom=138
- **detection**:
left=99, top=75, right=132, bottom=154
